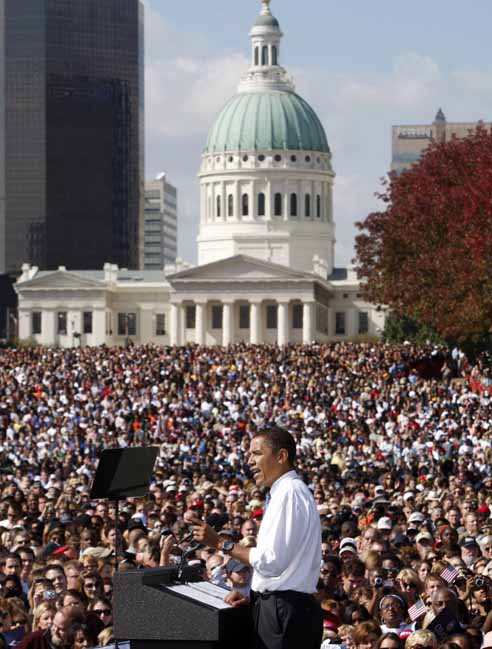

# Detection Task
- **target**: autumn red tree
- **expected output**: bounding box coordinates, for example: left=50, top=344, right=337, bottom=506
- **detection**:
left=355, top=127, right=492, bottom=342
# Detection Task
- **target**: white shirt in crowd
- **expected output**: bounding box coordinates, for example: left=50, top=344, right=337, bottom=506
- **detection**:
left=249, top=470, right=321, bottom=594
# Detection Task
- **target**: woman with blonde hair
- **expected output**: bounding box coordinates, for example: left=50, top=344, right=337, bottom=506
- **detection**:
left=396, top=568, right=422, bottom=606
left=31, top=601, right=56, bottom=631
left=405, top=629, right=437, bottom=649
left=98, top=627, right=114, bottom=646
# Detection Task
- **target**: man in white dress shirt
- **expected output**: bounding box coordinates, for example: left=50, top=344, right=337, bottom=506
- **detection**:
left=192, top=426, right=323, bottom=649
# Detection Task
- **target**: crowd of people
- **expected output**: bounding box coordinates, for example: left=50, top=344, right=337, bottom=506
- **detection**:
left=0, top=341, right=491, bottom=648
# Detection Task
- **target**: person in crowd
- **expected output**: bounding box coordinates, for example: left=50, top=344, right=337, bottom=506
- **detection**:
left=31, top=602, right=56, bottom=631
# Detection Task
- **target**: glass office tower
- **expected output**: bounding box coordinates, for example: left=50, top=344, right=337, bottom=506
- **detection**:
left=0, top=0, right=144, bottom=274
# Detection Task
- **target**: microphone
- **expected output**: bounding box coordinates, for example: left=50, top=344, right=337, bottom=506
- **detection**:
left=177, top=542, right=203, bottom=582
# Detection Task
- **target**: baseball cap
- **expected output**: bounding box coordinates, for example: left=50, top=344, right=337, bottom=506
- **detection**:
left=226, top=559, right=248, bottom=574
left=415, top=532, right=433, bottom=544
left=408, top=512, right=425, bottom=525
left=340, top=537, right=357, bottom=549
left=460, top=536, right=478, bottom=548
left=426, top=490, right=440, bottom=501
left=82, top=546, right=112, bottom=560
left=392, top=533, right=410, bottom=547
left=403, top=491, right=415, bottom=501
left=377, top=517, right=392, bottom=531
left=127, top=519, right=146, bottom=532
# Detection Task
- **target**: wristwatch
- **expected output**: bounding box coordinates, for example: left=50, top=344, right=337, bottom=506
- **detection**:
left=221, top=539, right=234, bottom=553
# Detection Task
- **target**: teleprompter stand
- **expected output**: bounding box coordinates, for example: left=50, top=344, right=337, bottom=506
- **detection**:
left=90, top=446, right=159, bottom=567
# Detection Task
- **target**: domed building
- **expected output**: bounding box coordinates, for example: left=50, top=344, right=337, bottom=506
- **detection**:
left=198, top=0, right=335, bottom=275
left=14, top=0, right=385, bottom=348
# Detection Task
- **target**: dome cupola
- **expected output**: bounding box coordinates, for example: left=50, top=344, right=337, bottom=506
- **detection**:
left=198, top=0, right=336, bottom=277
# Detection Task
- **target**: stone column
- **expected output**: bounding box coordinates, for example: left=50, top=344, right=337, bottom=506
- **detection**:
left=303, top=301, right=314, bottom=344
left=18, top=310, right=31, bottom=341
left=311, top=181, right=316, bottom=220
left=283, top=180, right=289, bottom=221
left=221, top=181, right=226, bottom=221
left=93, top=309, right=106, bottom=345
left=265, top=180, right=272, bottom=221
left=223, top=301, right=234, bottom=346
left=43, top=310, right=56, bottom=346
left=236, top=181, right=241, bottom=221
left=195, top=302, right=206, bottom=345
left=170, top=303, right=180, bottom=346
left=250, top=301, right=261, bottom=344
left=277, top=301, right=289, bottom=346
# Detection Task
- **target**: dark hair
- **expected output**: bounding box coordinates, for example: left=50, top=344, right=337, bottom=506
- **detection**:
left=59, top=588, right=87, bottom=608
left=254, top=426, right=296, bottom=466
left=376, top=632, right=404, bottom=649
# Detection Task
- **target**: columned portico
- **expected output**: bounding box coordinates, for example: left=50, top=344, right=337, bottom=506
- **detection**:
left=277, top=301, right=289, bottom=346
left=168, top=255, right=339, bottom=347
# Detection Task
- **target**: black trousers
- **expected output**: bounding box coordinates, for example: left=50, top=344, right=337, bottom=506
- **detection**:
left=251, top=590, right=323, bottom=649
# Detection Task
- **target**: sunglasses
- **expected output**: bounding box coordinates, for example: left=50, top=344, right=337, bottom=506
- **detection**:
left=94, top=609, right=111, bottom=616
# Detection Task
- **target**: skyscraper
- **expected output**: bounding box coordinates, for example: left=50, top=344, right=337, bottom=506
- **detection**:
left=391, top=109, right=492, bottom=174
left=0, top=0, right=144, bottom=275
left=144, top=174, right=178, bottom=270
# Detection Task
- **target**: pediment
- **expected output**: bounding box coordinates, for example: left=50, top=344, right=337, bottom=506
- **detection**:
left=17, top=270, right=105, bottom=291
left=168, top=255, right=313, bottom=283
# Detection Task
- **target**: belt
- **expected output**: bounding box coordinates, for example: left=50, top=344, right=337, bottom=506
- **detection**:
left=251, top=590, right=314, bottom=602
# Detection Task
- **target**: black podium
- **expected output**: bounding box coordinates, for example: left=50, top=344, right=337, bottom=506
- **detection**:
left=113, top=566, right=252, bottom=649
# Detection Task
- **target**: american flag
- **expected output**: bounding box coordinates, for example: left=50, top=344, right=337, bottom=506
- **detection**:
left=440, top=564, right=459, bottom=583
left=408, top=599, right=427, bottom=621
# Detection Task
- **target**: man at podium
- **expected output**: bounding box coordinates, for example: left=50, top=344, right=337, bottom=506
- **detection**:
left=192, top=426, right=323, bottom=649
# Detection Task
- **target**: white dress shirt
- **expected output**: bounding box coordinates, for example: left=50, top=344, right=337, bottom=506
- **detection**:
left=249, top=470, right=321, bottom=594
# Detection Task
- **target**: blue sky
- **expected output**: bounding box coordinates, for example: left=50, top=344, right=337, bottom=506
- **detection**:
left=145, top=0, right=492, bottom=265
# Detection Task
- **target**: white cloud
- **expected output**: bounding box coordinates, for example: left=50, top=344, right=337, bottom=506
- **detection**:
left=321, top=53, right=441, bottom=111
left=146, top=52, right=248, bottom=138
left=145, top=3, right=247, bottom=139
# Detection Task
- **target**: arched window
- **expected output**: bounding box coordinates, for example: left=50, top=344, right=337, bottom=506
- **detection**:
left=305, top=194, right=311, bottom=217
left=290, top=193, right=297, bottom=217
left=258, top=192, right=265, bottom=217
left=228, top=194, right=234, bottom=217
left=272, top=46, right=278, bottom=66
left=274, top=193, right=282, bottom=216
left=262, top=45, right=268, bottom=66
left=316, top=194, right=321, bottom=218
left=242, top=193, right=249, bottom=217
left=254, top=47, right=259, bottom=66
left=217, top=195, right=221, bottom=218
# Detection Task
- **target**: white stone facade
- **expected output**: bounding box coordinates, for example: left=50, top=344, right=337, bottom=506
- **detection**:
left=15, top=258, right=385, bottom=348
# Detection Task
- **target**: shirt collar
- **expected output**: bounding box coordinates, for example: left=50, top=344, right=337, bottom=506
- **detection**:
left=270, top=469, right=298, bottom=497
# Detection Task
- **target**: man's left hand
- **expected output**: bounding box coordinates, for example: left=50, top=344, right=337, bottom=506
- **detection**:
left=191, top=516, right=220, bottom=548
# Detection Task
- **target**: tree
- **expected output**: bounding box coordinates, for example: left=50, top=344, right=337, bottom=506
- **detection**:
left=382, top=313, right=443, bottom=345
left=355, top=127, right=492, bottom=342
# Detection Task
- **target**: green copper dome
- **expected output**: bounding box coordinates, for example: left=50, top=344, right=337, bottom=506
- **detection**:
left=205, top=90, right=330, bottom=154
left=254, top=14, right=280, bottom=28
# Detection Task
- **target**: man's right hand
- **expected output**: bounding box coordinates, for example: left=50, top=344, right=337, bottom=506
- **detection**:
left=224, top=590, right=249, bottom=607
